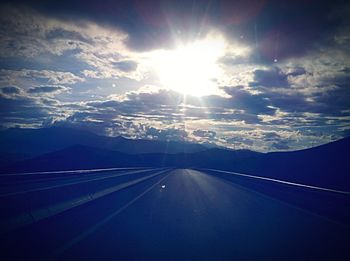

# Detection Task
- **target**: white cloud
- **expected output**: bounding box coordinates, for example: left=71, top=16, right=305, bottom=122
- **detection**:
left=0, top=69, right=84, bottom=93
left=0, top=6, right=146, bottom=81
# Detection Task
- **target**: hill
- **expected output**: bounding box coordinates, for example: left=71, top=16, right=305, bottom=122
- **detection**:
left=1, top=127, right=349, bottom=190
left=0, top=127, right=209, bottom=164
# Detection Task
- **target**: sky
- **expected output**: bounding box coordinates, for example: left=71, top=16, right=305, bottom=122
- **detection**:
left=0, top=0, right=349, bottom=151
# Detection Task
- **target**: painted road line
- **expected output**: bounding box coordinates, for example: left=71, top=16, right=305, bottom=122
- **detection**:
left=52, top=171, right=173, bottom=259
left=200, top=168, right=350, bottom=195
left=0, top=168, right=165, bottom=197
left=0, top=167, right=151, bottom=177
left=0, top=168, right=171, bottom=234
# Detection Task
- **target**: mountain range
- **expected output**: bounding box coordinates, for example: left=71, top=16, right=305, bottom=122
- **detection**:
left=0, top=127, right=210, bottom=163
left=0, top=127, right=349, bottom=190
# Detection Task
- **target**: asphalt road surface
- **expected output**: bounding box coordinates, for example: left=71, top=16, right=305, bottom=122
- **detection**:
left=0, top=168, right=349, bottom=260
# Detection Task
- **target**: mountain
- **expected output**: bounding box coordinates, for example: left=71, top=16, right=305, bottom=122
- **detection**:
left=230, top=137, right=350, bottom=190
left=1, top=127, right=349, bottom=190
left=0, top=127, right=209, bottom=163
left=1, top=144, right=259, bottom=174
left=1, top=145, right=147, bottom=173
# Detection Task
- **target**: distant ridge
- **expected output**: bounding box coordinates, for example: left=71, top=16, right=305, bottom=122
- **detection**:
left=1, top=144, right=259, bottom=173
left=230, top=137, right=350, bottom=190
left=0, top=126, right=210, bottom=163
left=1, top=127, right=349, bottom=190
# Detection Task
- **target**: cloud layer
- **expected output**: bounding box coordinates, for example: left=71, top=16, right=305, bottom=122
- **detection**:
left=0, top=1, right=349, bottom=151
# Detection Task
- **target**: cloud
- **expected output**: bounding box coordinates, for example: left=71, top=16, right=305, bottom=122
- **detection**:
left=225, top=136, right=254, bottom=147
left=221, top=85, right=276, bottom=115
left=27, top=85, right=70, bottom=95
left=262, top=132, right=282, bottom=142
left=221, top=129, right=301, bottom=151
left=145, top=126, right=188, bottom=141
left=257, top=63, right=350, bottom=116
left=5, top=0, right=342, bottom=57
left=0, top=93, right=50, bottom=127
left=271, top=140, right=290, bottom=150
left=250, top=67, right=289, bottom=88
left=0, top=2, right=349, bottom=152
left=45, top=28, right=92, bottom=44
left=0, top=69, right=84, bottom=86
left=123, top=88, right=184, bottom=106
left=285, top=66, right=306, bottom=77
left=193, top=129, right=216, bottom=138
left=113, top=61, right=138, bottom=72
left=42, top=85, right=348, bottom=151
left=258, top=1, right=345, bottom=61
left=87, top=88, right=272, bottom=126
left=1, top=86, right=20, bottom=95
left=0, top=6, right=85, bottom=58
left=0, top=6, right=143, bottom=82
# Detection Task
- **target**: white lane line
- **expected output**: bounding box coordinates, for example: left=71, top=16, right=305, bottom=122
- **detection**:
left=0, top=169, right=170, bottom=234
left=52, top=171, right=172, bottom=259
left=0, top=167, right=150, bottom=186
left=199, top=168, right=350, bottom=195
left=0, top=167, right=150, bottom=177
left=0, top=168, right=165, bottom=197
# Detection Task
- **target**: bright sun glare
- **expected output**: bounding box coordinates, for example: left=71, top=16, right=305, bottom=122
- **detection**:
left=149, top=34, right=227, bottom=96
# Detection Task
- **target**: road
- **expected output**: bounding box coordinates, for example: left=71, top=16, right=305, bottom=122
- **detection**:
left=0, top=168, right=349, bottom=260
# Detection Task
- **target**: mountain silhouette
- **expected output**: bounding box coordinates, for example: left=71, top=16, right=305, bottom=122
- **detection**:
left=0, top=127, right=209, bottom=163
left=1, top=127, right=349, bottom=190
left=230, top=137, right=350, bottom=190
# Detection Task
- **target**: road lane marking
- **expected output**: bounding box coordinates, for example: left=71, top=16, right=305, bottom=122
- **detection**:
left=200, top=168, right=350, bottom=195
left=0, top=168, right=140, bottom=186
left=0, top=167, right=150, bottom=177
left=51, top=171, right=173, bottom=259
left=0, top=168, right=166, bottom=197
left=0, top=168, right=170, bottom=234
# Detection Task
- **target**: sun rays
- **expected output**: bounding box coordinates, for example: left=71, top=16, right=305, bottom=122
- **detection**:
left=148, top=33, right=227, bottom=97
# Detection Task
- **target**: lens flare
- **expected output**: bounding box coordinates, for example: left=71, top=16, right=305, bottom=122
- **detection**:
left=149, top=33, right=227, bottom=96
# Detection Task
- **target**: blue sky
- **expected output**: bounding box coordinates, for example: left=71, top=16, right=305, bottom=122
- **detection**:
left=0, top=0, right=349, bottom=151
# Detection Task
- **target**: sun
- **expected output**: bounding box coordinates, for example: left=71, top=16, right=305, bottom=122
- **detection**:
left=149, top=34, right=227, bottom=96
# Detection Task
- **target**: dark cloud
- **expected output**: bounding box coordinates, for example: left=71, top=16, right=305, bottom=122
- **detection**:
left=267, top=92, right=312, bottom=112
left=81, top=87, right=278, bottom=132
left=145, top=126, right=188, bottom=141
left=27, top=83, right=349, bottom=150
left=313, top=80, right=350, bottom=114
left=342, top=129, right=350, bottom=138
left=261, top=75, right=350, bottom=115
left=87, top=88, right=273, bottom=125
left=113, top=60, right=138, bottom=72
left=286, top=67, right=307, bottom=77
left=193, top=129, right=216, bottom=138
left=125, top=89, right=183, bottom=106
left=218, top=55, right=251, bottom=66
left=1, top=86, right=20, bottom=94
left=0, top=94, right=50, bottom=126
left=45, top=28, right=91, bottom=43
left=87, top=89, right=184, bottom=122
left=1, top=0, right=346, bottom=54
left=271, top=140, right=290, bottom=150
left=225, top=136, right=254, bottom=146
left=257, top=1, right=347, bottom=61
left=250, top=67, right=289, bottom=88
left=262, top=131, right=292, bottom=150
left=27, top=86, right=69, bottom=94
left=221, top=86, right=276, bottom=115
left=0, top=1, right=349, bottom=152
left=54, top=113, right=120, bottom=136
left=61, top=89, right=269, bottom=140
left=262, top=132, right=281, bottom=141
